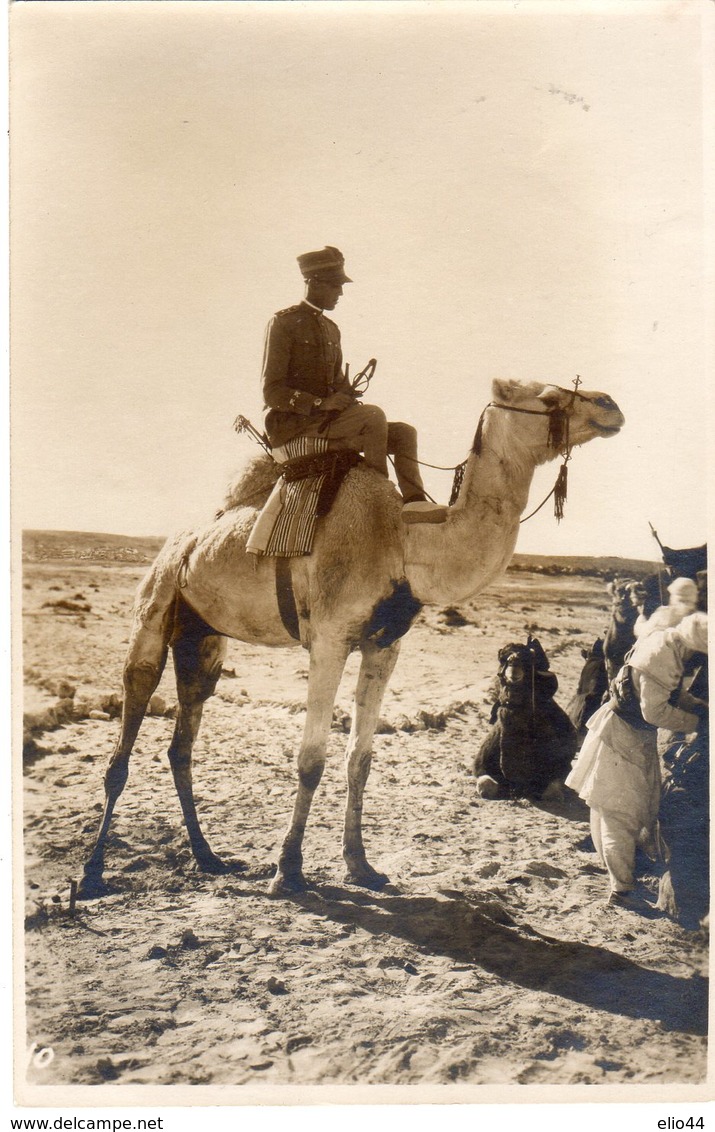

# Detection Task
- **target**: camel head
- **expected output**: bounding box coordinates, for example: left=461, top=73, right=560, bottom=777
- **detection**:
left=407, top=377, right=624, bottom=607
left=606, top=577, right=646, bottom=622
left=494, top=639, right=559, bottom=708
left=480, top=379, right=624, bottom=467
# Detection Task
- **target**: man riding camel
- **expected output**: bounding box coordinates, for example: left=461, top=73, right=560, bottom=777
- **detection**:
left=261, top=245, right=435, bottom=513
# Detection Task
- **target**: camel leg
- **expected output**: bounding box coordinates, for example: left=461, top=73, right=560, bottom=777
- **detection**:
left=80, top=632, right=168, bottom=898
left=269, top=636, right=350, bottom=897
left=169, top=624, right=228, bottom=872
left=343, top=639, right=401, bottom=887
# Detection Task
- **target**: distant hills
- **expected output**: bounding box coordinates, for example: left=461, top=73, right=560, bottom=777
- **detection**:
left=508, top=553, right=661, bottom=580
left=23, top=529, right=166, bottom=564
left=22, top=529, right=662, bottom=579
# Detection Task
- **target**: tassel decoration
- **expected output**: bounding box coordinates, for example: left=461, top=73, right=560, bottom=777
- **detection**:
left=554, top=463, right=569, bottom=521
left=233, top=414, right=272, bottom=454
left=449, top=461, right=468, bottom=506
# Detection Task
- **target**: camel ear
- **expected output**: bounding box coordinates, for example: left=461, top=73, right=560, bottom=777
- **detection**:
left=528, top=637, right=550, bottom=671
left=537, top=384, right=566, bottom=407
left=491, top=378, right=519, bottom=403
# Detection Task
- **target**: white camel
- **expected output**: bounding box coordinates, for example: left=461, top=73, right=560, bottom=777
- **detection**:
left=80, top=379, right=624, bottom=897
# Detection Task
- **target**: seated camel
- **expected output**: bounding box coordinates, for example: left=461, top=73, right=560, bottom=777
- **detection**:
left=568, top=576, right=662, bottom=744
left=473, top=637, right=577, bottom=800
left=566, top=637, right=608, bottom=743
left=603, top=577, right=648, bottom=682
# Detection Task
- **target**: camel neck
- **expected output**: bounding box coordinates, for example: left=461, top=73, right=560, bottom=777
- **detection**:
left=457, top=423, right=536, bottom=516
left=403, top=405, right=563, bottom=605
left=402, top=425, right=536, bottom=605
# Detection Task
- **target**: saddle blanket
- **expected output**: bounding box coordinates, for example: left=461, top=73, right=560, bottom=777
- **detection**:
left=246, top=437, right=360, bottom=557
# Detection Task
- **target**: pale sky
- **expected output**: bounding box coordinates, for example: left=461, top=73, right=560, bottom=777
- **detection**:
left=10, top=0, right=713, bottom=561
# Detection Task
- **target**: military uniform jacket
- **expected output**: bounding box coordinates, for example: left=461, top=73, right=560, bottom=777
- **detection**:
left=261, top=302, right=352, bottom=447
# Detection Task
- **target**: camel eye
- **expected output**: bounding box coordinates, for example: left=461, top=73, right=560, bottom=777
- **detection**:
left=593, top=395, right=616, bottom=410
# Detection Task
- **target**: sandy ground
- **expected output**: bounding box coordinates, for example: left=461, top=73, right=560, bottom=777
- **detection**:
left=19, top=560, right=708, bottom=1096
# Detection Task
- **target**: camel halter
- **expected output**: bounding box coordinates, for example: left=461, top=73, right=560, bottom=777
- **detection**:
left=500, top=641, right=552, bottom=733
left=464, top=377, right=585, bottom=521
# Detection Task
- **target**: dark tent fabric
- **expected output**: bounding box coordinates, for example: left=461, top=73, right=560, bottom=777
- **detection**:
left=661, top=544, right=707, bottom=580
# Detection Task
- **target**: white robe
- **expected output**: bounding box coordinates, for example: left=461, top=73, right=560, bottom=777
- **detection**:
left=565, top=702, right=660, bottom=832
left=566, top=628, right=700, bottom=833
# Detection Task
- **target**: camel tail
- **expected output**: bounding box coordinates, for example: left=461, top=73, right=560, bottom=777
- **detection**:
left=132, top=528, right=200, bottom=635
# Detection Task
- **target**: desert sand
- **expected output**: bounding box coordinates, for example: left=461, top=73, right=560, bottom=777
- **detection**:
left=19, top=544, right=708, bottom=1098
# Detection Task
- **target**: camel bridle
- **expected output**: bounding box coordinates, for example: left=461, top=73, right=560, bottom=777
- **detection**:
left=449, top=377, right=589, bottom=520
left=498, top=645, right=545, bottom=736
left=472, top=378, right=587, bottom=460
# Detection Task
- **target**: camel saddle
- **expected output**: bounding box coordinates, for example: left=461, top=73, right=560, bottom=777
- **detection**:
left=246, top=437, right=362, bottom=557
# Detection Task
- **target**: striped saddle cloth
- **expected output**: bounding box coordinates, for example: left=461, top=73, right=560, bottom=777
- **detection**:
left=246, top=437, right=361, bottom=557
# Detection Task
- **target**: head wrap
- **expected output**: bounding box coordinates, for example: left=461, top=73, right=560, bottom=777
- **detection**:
left=668, top=577, right=698, bottom=602
left=673, top=611, right=708, bottom=654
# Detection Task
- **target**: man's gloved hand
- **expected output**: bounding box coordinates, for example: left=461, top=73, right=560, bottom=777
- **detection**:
left=322, top=392, right=355, bottom=412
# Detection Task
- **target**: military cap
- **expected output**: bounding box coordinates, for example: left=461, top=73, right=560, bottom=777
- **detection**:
left=297, top=245, right=352, bottom=284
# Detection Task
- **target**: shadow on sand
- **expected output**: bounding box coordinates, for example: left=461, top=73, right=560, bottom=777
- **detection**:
left=290, top=883, right=707, bottom=1037
left=530, top=786, right=590, bottom=822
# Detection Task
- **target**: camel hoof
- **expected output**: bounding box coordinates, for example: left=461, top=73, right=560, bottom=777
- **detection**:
left=224, top=858, right=248, bottom=874
left=344, top=867, right=390, bottom=891
left=194, top=851, right=230, bottom=875
left=77, top=873, right=112, bottom=900
left=268, top=870, right=308, bottom=898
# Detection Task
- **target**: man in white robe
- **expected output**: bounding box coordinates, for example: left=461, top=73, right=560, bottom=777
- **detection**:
left=566, top=612, right=708, bottom=909
left=634, top=576, right=698, bottom=640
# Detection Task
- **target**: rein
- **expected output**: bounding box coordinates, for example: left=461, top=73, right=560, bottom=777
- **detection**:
left=395, top=397, right=574, bottom=513
left=237, top=378, right=586, bottom=523
left=407, top=377, right=584, bottom=517
left=499, top=646, right=544, bottom=731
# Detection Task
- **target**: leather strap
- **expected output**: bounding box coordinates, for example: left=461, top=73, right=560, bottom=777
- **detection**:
left=275, top=558, right=301, bottom=641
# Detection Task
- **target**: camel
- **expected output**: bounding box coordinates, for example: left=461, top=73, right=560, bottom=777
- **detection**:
left=603, top=577, right=647, bottom=682
left=566, top=637, right=609, bottom=743
left=473, top=637, right=577, bottom=800
left=80, top=378, right=624, bottom=898
left=571, top=577, right=660, bottom=735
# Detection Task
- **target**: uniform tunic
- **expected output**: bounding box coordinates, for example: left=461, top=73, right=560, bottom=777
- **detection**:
left=262, top=302, right=352, bottom=448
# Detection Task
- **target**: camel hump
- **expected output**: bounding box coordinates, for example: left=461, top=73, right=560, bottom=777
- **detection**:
left=222, top=454, right=281, bottom=512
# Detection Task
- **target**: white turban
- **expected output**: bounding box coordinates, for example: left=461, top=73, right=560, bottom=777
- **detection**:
left=673, top=611, right=708, bottom=654
left=668, top=577, right=698, bottom=602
